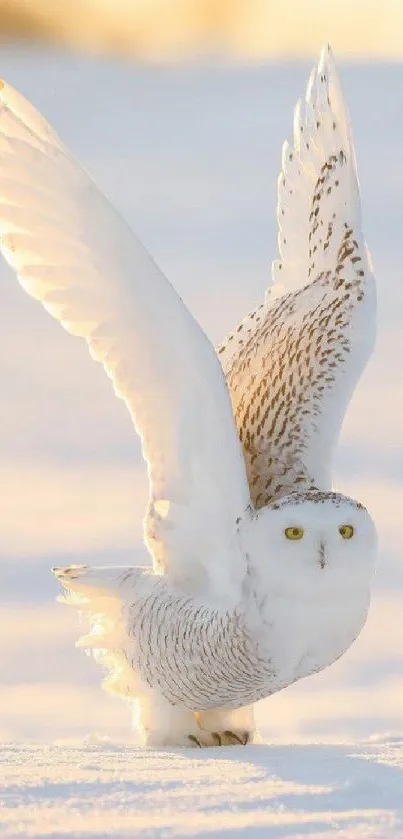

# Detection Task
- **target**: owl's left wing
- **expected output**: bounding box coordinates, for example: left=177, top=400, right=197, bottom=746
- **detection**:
left=0, top=79, right=250, bottom=598
left=219, top=47, right=376, bottom=506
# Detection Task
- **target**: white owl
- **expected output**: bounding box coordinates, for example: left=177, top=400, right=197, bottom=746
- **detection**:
left=0, top=46, right=377, bottom=747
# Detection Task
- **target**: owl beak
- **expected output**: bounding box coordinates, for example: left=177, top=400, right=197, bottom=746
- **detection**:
left=319, top=540, right=326, bottom=569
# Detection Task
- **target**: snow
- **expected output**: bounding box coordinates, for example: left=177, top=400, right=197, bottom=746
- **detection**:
left=2, top=739, right=403, bottom=837
left=0, top=45, right=402, bottom=836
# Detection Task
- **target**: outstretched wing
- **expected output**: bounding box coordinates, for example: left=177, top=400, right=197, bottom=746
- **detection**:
left=0, top=80, right=250, bottom=597
left=219, top=46, right=376, bottom=507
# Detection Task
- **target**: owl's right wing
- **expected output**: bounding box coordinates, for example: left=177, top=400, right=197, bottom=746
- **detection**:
left=0, top=80, right=250, bottom=598
left=219, top=47, right=376, bottom=506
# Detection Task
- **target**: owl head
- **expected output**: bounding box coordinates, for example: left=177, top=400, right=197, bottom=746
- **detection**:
left=244, top=489, right=377, bottom=598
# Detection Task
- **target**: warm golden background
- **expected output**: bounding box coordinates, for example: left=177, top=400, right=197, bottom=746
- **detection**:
left=0, top=0, right=402, bottom=61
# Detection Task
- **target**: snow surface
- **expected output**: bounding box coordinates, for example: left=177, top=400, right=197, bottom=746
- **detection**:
left=0, top=45, right=402, bottom=836
left=2, top=739, right=403, bottom=837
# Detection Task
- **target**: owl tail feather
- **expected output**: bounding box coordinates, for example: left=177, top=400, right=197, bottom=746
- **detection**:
left=52, top=564, right=151, bottom=598
left=53, top=563, right=156, bottom=700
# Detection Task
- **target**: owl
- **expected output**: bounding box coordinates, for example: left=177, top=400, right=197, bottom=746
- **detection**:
left=0, top=46, right=377, bottom=747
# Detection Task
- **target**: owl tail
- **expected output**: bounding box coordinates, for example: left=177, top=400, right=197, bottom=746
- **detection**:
left=52, top=563, right=150, bottom=599
left=53, top=563, right=155, bottom=698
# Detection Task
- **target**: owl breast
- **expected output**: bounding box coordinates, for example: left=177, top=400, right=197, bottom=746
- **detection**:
left=124, top=576, right=371, bottom=712
left=253, top=580, right=371, bottom=691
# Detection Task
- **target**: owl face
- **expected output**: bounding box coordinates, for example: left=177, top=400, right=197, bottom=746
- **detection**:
left=247, top=490, right=377, bottom=597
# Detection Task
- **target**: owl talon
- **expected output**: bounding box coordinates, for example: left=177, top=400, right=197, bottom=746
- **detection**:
left=223, top=729, right=247, bottom=745
left=186, top=729, right=249, bottom=747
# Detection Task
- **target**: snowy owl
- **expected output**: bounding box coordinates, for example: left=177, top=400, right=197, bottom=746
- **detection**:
left=0, top=46, right=377, bottom=747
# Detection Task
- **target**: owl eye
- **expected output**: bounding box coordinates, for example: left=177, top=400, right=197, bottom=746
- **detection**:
left=285, top=526, right=304, bottom=540
left=339, top=524, right=354, bottom=539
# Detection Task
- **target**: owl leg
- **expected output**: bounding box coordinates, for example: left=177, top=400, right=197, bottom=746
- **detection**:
left=134, top=686, right=227, bottom=748
left=196, top=703, right=258, bottom=745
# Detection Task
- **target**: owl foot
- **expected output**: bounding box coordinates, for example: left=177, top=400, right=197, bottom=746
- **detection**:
left=134, top=686, right=257, bottom=748
left=195, top=704, right=257, bottom=747
left=188, top=729, right=251, bottom=747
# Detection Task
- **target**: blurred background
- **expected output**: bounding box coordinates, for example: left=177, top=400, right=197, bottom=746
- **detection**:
left=0, top=0, right=403, bottom=745
left=0, top=0, right=402, bottom=61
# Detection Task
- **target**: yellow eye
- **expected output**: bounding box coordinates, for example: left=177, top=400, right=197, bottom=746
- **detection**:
left=339, top=524, right=354, bottom=539
left=285, top=527, right=304, bottom=540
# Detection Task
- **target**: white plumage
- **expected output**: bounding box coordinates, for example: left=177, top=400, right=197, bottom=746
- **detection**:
left=0, top=47, right=377, bottom=747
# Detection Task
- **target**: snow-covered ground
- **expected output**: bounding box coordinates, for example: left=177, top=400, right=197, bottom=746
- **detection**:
left=2, top=738, right=403, bottom=837
left=0, top=46, right=402, bottom=836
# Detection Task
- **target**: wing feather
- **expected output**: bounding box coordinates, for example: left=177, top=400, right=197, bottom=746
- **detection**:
left=219, top=46, right=376, bottom=506
left=0, top=79, right=250, bottom=596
